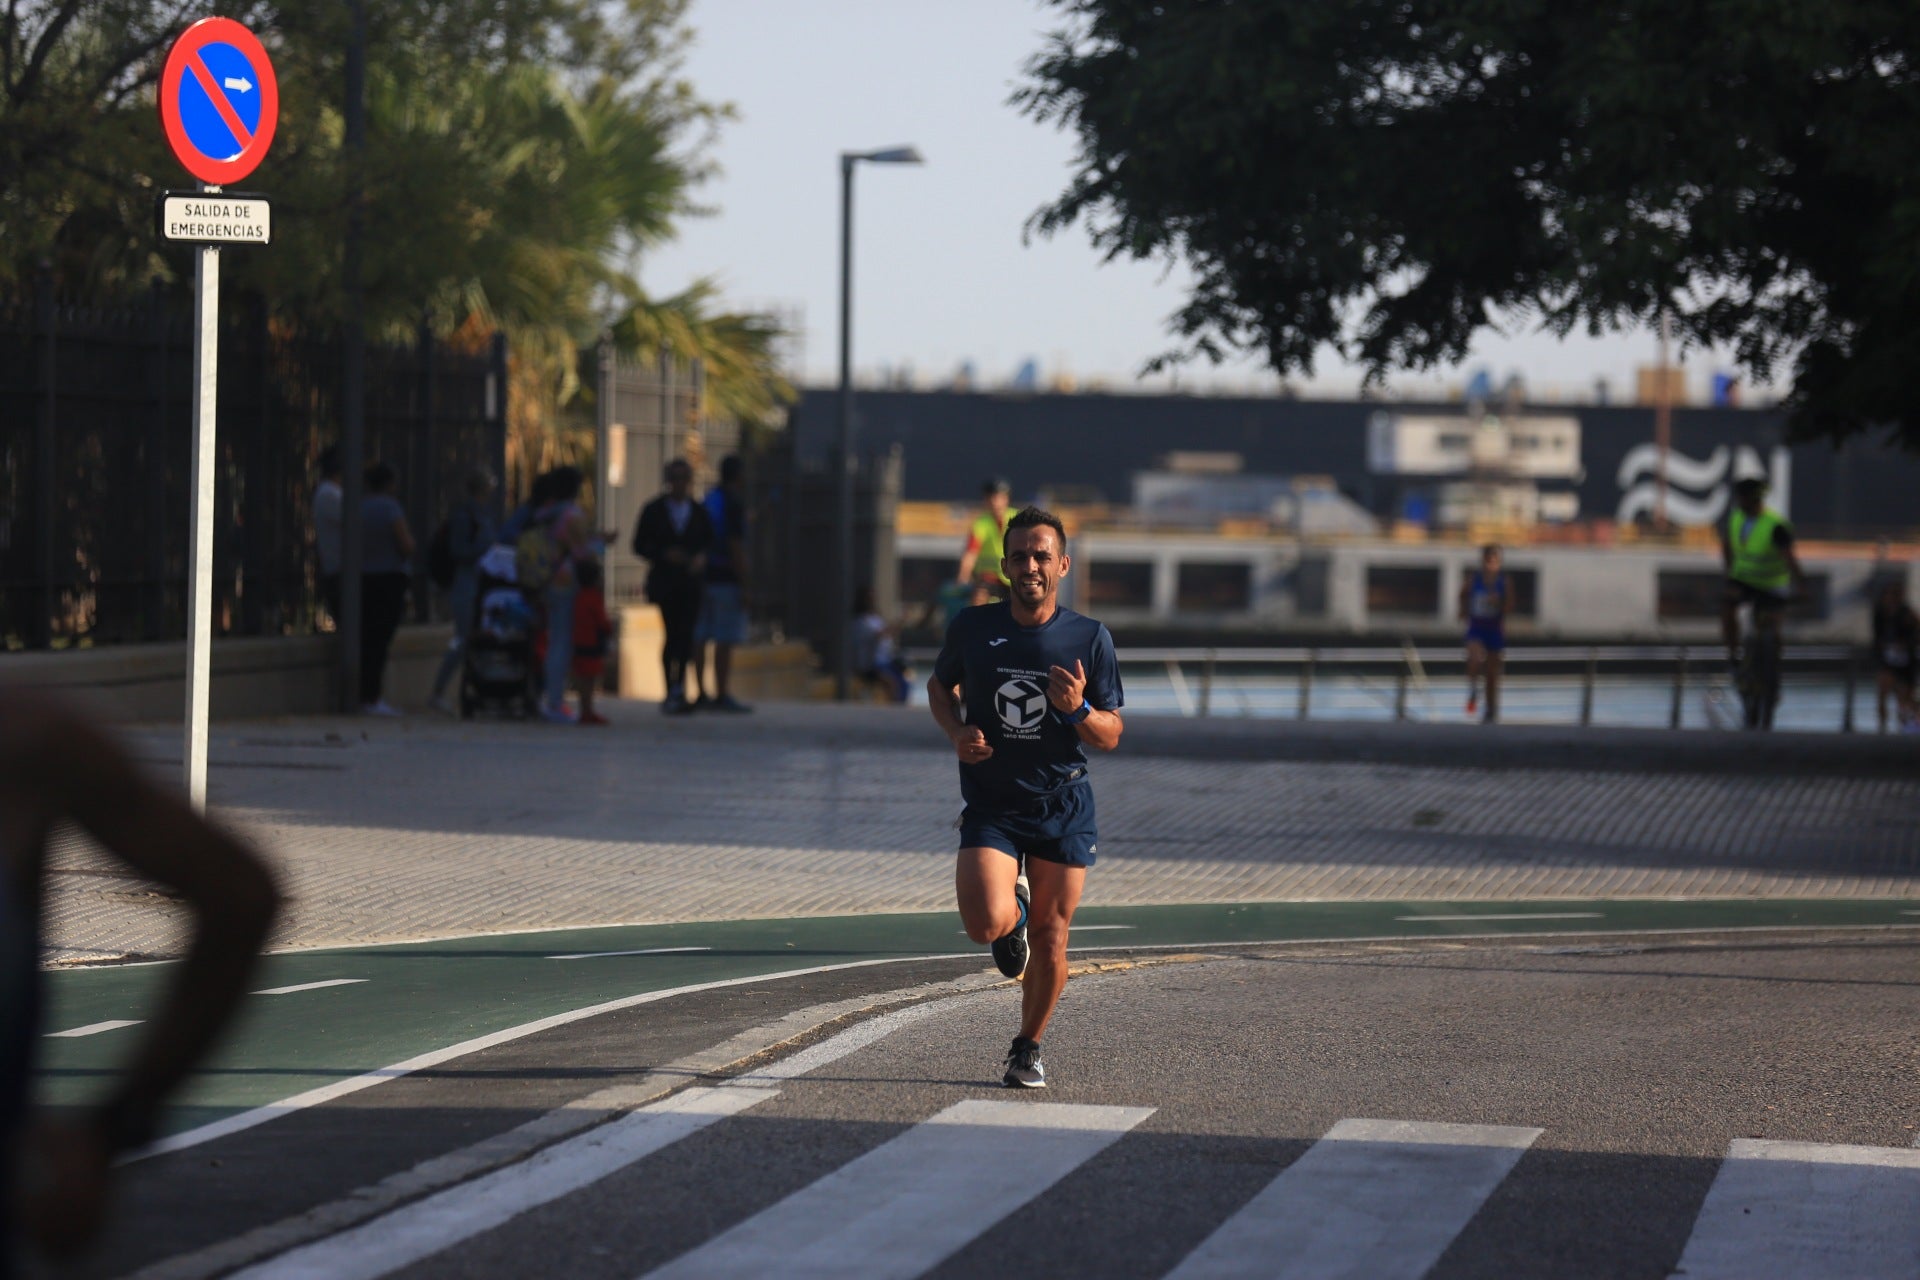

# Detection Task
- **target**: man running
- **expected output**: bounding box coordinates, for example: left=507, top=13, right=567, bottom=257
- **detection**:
left=1459, top=544, right=1508, bottom=723
left=929, top=506, right=1123, bottom=1088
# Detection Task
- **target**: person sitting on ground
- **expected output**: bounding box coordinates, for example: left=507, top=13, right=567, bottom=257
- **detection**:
left=854, top=584, right=911, bottom=704
left=1871, top=576, right=1919, bottom=733
left=571, top=557, right=614, bottom=727
left=1, top=690, right=279, bottom=1266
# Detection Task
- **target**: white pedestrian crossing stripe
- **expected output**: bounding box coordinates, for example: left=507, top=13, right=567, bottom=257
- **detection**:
left=640, top=1100, right=1154, bottom=1280
left=1668, top=1138, right=1920, bottom=1280
left=1165, top=1117, right=1541, bottom=1280
left=231, top=1086, right=777, bottom=1280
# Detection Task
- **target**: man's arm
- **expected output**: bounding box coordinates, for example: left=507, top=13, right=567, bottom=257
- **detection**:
left=927, top=676, right=992, bottom=763
left=1778, top=527, right=1807, bottom=594
left=4, top=692, right=279, bottom=1254
left=1046, top=659, right=1123, bottom=752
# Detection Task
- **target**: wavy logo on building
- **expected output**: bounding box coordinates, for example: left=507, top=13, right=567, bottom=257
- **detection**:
left=1615, top=444, right=1790, bottom=527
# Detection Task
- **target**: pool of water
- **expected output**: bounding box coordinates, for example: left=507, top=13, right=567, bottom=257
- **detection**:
left=1119, top=671, right=1876, bottom=734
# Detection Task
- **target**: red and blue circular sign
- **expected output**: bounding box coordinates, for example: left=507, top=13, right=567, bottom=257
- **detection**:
left=158, top=18, right=278, bottom=186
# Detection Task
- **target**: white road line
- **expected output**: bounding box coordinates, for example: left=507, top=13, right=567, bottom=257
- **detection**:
left=1395, top=912, right=1605, bottom=923
left=46, top=1019, right=142, bottom=1038
left=1166, top=1117, right=1541, bottom=1280
left=643, top=1100, right=1154, bottom=1280
left=251, top=979, right=368, bottom=996
left=1670, top=1138, right=1920, bottom=1279
left=231, top=1085, right=775, bottom=1280
left=548, top=946, right=713, bottom=961
left=132, top=953, right=970, bottom=1163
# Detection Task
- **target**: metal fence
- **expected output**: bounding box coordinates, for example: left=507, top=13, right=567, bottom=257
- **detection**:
left=0, top=275, right=506, bottom=648
left=1108, top=644, right=1870, bottom=732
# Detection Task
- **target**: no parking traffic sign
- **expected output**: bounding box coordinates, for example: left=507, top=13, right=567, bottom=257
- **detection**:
left=158, top=17, right=278, bottom=186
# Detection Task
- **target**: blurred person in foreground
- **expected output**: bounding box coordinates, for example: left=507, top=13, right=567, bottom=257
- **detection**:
left=1, top=690, right=279, bottom=1271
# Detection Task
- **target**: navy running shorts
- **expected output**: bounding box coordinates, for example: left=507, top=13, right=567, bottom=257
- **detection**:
left=958, top=781, right=1099, bottom=868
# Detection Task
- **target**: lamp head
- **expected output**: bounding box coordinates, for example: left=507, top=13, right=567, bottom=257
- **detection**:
left=856, top=146, right=923, bottom=165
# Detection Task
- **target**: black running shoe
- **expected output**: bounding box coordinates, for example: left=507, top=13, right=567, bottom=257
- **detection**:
left=990, top=873, right=1030, bottom=980
left=1003, top=1036, right=1046, bottom=1088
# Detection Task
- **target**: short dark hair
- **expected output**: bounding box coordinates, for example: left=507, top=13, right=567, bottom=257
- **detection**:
left=720, top=454, right=744, bottom=485
left=365, top=461, right=396, bottom=492
left=318, top=444, right=340, bottom=479
left=1005, top=505, right=1066, bottom=552
left=664, top=457, right=692, bottom=481
left=548, top=465, right=583, bottom=502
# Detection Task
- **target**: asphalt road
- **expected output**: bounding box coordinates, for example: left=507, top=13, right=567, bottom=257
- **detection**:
left=52, top=928, right=1920, bottom=1280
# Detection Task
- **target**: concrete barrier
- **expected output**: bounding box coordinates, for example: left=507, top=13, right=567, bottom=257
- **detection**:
left=0, top=627, right=451, bottom=723
left=615, top=604, right=817, bottom=704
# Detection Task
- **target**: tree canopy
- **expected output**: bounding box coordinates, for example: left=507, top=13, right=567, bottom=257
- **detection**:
left=1, top=0, right=790, bottom=472
left=1018, top=0, right=1920, bottom=449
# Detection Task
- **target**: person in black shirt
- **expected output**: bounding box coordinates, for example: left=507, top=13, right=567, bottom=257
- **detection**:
left=930, top=506, right=1124, bottom=1088
left=1871, top=577, right=1918, bottom=732
left=631, top=459, right=714, bottom=714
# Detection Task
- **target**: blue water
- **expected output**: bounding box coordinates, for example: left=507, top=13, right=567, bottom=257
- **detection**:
left=1120, top=672, right=1870, bottom=734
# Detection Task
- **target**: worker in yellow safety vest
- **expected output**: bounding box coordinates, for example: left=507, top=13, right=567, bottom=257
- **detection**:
left=1720, top=471, right=1805, bottom=669
left=957, top=477, right=1013, bottom=606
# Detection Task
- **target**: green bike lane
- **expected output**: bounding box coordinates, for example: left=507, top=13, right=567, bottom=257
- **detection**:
left=35, top=898, right=1920, bottom=1142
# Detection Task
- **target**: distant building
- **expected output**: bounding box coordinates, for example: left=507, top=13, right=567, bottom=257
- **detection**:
left=788, top=388, right=1920, bottom=536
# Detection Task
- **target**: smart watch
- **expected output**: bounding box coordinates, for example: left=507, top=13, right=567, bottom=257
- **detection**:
left=1069, top=699, right=1093, bottom=724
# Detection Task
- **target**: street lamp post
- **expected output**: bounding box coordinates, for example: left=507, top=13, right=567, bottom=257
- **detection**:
left=835, top=146, right=922, bottom=701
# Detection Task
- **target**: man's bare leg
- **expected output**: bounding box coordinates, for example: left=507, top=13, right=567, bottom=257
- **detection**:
left=1019, top=858, right=1085, bottom=1042
left=1484, top=652, right=1504, bottom=723
left=955, top=847, right=1020, bottom=945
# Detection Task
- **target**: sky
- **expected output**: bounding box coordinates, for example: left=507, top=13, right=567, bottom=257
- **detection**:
left=640, top=0, right=1762, bottom=403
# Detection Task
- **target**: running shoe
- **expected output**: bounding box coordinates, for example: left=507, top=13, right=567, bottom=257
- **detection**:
left=1465, top=693, right=1478, bottom=717
left=1003, top=1036, right=1046, bottom=1088
left=990, top=873, right=1030, bottom=980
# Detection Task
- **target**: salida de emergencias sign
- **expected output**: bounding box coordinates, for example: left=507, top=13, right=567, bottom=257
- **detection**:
left=158, top=193, right=272, bottom=245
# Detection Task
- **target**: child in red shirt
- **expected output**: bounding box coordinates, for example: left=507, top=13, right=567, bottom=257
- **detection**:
left=571, top=558, right=614, bottom=725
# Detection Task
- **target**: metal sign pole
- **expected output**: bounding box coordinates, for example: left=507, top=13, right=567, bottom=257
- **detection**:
left=184, top=187, right=222, bottom=810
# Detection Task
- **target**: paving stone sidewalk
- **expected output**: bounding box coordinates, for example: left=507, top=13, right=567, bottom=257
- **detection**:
left=43, top=703, right=1920, bottom=964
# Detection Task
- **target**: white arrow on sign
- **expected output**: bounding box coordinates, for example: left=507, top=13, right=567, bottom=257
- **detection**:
left=223, top=76, right=253, bottom=93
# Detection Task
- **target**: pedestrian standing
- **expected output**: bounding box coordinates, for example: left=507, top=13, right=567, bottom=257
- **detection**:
left=1871, top=577, right=1919, bottom=732
left=929, top=506, right=1124, bottom=1088
left=631, top=458, right=714, bottom=714
left=359, top=463, right=415, bottom=716
left=694, top=454, right=752, bottom=712
left=1460, top=544, right=1508, bottom=723
left=536, top=467, right=592, bottom=724
left=956, top=477, right=1013, bottom=606
left=571, top=557, right=614, bottom=726
left=312, top=446, right=343, bottom=627
left=429, top=468, right=498, bottom=715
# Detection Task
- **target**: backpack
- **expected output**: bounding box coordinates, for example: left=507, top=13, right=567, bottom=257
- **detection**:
left=426, top=517, right=456, bottom=589
left=515, top=519, right=559, bottom=594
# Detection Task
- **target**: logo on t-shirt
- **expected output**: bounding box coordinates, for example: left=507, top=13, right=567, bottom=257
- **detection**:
left=995, top=677, right=1048, bottom=733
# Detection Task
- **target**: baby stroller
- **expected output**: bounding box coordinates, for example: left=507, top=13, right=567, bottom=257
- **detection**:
left=460, top=545, right=538, bottom=718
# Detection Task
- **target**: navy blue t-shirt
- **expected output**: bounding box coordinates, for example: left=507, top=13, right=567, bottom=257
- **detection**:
left=933, top=601, right=1123, bottom=810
